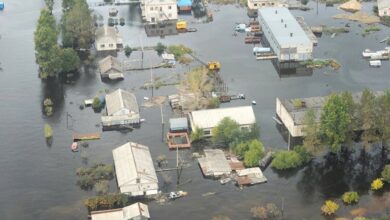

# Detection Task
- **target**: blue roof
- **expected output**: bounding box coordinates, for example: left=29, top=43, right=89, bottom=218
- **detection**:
left=177, top=0, right=192, bottom=7
left=169, top=118, right=188, bottom=131
left=258, top=7, right=311, bottom=46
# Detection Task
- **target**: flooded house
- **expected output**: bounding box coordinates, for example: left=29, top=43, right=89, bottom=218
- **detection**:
left=235, top=167, right=267, bottom=186
left=112, top=142, right=159, bottom=196
left=141, top=0, right=178, bottom=23
left=101, top=89, right=140, bottom=128
left=258, top=7, right=313, bottom=62
left=90, top=202, right=150, bottom=220
left=95, top=26, right=123, bottom=52
left=98, top=55, right=124, bottom=81
left=198, top=149, right=232, bottom=177
left=188, top=106, right=256, bottom=137
left=378, top=0, right=390, bottom=16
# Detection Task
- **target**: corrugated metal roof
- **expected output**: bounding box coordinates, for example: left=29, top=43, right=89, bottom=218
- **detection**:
left=189, top=106, right=256, bottom=129
left=112, top=142, right=158, bottom=194
left=198, top=149, right=232, bottom=176
left=169, top=118, right=188, bottom=131
left=105, top=89, right=139, bottom=116
left=90, top=203, right=150, bottom=220
left=95, top=26, right=123, bottom=45
left=258, top=7, right=311, bottom=46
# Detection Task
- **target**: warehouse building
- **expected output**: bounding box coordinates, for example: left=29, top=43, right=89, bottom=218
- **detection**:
left=258, top=7, right=313, bottom=62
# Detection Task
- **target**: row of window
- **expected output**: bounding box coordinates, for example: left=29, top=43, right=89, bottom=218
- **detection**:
left=150, top=5, right=173, bottom=11
left=100, top=43, right=115, bottom=48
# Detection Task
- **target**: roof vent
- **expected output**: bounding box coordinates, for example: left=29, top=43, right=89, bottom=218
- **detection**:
left=290, top=33, right=293, bottom=37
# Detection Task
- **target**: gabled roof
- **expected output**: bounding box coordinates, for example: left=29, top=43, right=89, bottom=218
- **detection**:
left=123, top=202, right=150, bottom=219
left=378, top=0, right=390, bottom=10
left=189, top=106, right=256, bottom=129
left=112, top=142, right=158, bottom=194
left=105, top=89, right=139, bottom=116
left=99, top=56, right=123, bottom=74
left=95, top=26, right=123, bottom=44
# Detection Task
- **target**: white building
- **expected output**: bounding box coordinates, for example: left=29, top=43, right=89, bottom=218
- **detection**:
left=247, top=0, right=287, bottom=10
left=112, top=142, right=158, bottom=196
left=101, top=89, right=140, bottom=127
left=378, top=0, right=390, bottom=16
left=98, top=56, right=124, bottom=80
left=95, top=26, right=123, bottom=52
left=91, top=202, right=150, bottom=220
left=141, top=0, right=178, bottom=23
left=188, top=106, right=256, bottom=137
left=258, top=7, right=313, bottom=62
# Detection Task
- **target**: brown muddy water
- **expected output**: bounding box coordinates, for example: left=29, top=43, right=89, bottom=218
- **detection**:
left=0, top=0, right=389, bottom=219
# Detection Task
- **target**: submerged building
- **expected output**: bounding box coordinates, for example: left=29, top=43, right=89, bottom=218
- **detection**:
left=258, top=7, right=313, bottom=62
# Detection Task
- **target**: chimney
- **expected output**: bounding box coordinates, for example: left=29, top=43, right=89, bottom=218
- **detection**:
left=290, top=33, right=293, bottom=37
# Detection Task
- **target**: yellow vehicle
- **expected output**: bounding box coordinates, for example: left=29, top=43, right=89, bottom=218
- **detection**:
left=176, top=20, right=187, bottom=30
left=207, top=61, right=221, bottom=71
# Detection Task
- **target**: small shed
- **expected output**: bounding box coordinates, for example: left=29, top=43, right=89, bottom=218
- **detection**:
left=235, top=167, right=267, bottom=186
left=169, top=118, right=188, bottom=132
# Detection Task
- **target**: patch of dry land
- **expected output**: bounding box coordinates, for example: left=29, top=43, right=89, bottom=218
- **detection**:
left=333, top=11, right=380, bottom=24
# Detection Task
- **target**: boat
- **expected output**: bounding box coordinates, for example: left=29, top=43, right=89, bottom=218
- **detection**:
left=362, top=49, right=388, bottom=58
left=252, top=100, right=257, bottom=105
left=220, top=177, right=231, bottom=184
left=71, top=142, right=79, bottom=152
left=369, top=60, right=381, bottom=67
left=168, top=191, right=188, bottom=200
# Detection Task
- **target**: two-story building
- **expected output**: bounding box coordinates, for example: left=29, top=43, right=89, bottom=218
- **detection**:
left=141, top=0, right=178, bottom=23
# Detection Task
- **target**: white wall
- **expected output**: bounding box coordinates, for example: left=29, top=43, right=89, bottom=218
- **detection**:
left=143, top=0, right=178, bottom=23
left=379, top=8, right=390, bottom=16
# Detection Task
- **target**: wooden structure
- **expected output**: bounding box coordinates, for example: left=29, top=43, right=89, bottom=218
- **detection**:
left=235, top=167, right=267, bottom=186
left=72, top=133, right=101, bottom=141
left=245, top=36, right=261, bottom=44
left=166, top=132, right=191, bottom=149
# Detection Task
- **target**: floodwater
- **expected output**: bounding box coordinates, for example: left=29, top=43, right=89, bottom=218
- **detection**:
left=0, top=0, right=390, bottom=219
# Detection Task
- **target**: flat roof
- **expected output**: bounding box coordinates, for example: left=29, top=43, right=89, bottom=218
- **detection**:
left=258, top=7, right=311, bottom=46
left=169, top=118, right=188, bottom=130
left=189, top=106, right=256, bottom=129
left=378, top=0, right=390, bottom=9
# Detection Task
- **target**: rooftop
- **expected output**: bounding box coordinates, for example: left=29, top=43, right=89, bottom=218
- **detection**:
left=98, top=55, right=123, bottom=74
left=169, top=118, right=188, bottom=131
left=112, top=142, right=158, bottom=194
left=198, top=149, right=232, bottom=177
left=258, top=7, right=311, bottom=46
left=236, top=167, right=267, bottom=186
left=105, top=89, right=139, bottom=116
left=90, top=203, right=150, bottom=220
left=189, top=106, right=256, bottom=129
left=96, top=26, right=123, bottom=43
left=378, top=0, right=390, bottom=9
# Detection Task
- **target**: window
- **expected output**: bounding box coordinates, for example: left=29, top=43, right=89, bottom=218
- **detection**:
left=150, top=7, right=153, bottom=10
left=136, top=178, right=140, bottom=183
left=168, top=13, right=171, bottom=17
left=204, top=130, right=211, bottom=135
left=160, top=7, right=162, bottom=11
left=168, top=5, right=172, bottom=9
left=100, top=44, right=105, bottom=48
left=109, top=44, right=113, bottom=47
left=254, top=3, right=257, bottom=6
left=262, top=3, right=265, bottom=6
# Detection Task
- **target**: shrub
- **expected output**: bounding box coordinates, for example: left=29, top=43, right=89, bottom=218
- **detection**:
left=95, top=180, right=109, bottom=195
left=92, top=97, right=101, bottom=110
left=78, top=175, right=95, bottom=189
left=250, top=203, right=281, bottom=220
left=167, top=44, right=192, bottom=59
left=321, top=200, right=339, bottom=215
left=342, top=191, right=359, bottom=204
left=243, top=140, right=265, bottom=167
left=271, top=150, right=302, bottom=170
left=84, top=194, right=129, bottom=212
left=293, top=145, right=312, bottom=163
left=371, top=178, right=384, bottom=190
left=381, top=165, right=390, bottom=183
left=44, top=123, right=53, bottom=139
left=155, top=42, right=167, bottom=56
left=191, top=127, right=204, bottom=143
left=124, top=45, right=132, bottom=57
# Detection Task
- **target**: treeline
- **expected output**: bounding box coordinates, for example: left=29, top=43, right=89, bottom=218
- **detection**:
left=303, top=89, right=390, bottom=154
left=34, top=0, right=94, bottom=79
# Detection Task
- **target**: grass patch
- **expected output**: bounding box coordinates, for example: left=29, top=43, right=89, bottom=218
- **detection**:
left=44, top=123, right=53, bottom=139
left=362, top=25, right=381, bottom=36
left=167, top=44, right=192, bottom=60
left=301, top=59, right=341, bottom=70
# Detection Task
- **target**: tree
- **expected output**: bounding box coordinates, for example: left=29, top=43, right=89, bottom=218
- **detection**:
left=62, top=0, right=76, bottom=11
left=124, top=45, right=133, bottom=57
left=155, top=42, right=167, bottom=56
left=44, top=0, right=54, bottom=12
left=244, top=140, right=265, bottom=167
left=92, top=97, right=101, bottom=110
left=320, top=93, right=351, bottom=153
left=371, top=178, right=384, bottom=190
left=302, top=108, right=322, bottom=154
left=212, top=117, right=241, bottom=147
left=377, top=90, right=390, bottom=147
left=191, top=127, right=204, bottom=143
left=271, top=150, right=303, bottom=170
left=251, top=203, right=281, bottom=220
left=34, top=10, right=58, bottom=68
left=95, top=180, right=109, bottom=195
left=357, top=89, right=379, bottom=148
left=340, top=91, right=357, bottom=145
left=62, top=0, right=95, bottom=50
left=60, top=47, right=80, bottom=73
left=321, top=200, right=339, bottom=215
left=44, top=123, right=53, bottom=139
left=342, top=191, right=359, bottom=204
left=381, top=165, right=390, bottom=183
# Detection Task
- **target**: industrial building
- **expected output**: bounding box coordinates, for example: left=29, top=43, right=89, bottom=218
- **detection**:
left=112, top=142, right=159, bottom=196
left=258, top=7, right=313, bottom=62
left=188, top=106, right=256, bottom=137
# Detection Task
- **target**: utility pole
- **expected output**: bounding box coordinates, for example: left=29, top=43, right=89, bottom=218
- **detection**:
left=150, top=64, right=154, bottom=97
left=160, top=105, right=164, bottom=142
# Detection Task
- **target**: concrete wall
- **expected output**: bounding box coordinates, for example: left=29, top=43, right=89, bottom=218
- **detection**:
left=275, top=98, right=305, bottom=137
